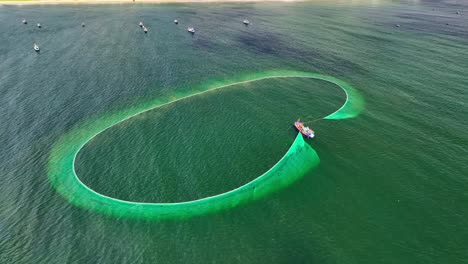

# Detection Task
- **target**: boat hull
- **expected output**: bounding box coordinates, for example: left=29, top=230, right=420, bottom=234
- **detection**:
left=293, top=122, right=315, bottom=139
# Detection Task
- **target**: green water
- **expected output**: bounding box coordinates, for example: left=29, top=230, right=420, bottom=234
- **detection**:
left=1, top=1, right=468, bottom=263
left=77, top=77, right=337, bottom=203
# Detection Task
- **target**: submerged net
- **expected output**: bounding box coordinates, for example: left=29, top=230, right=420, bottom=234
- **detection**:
left=47, top=70, right=364, bottom=220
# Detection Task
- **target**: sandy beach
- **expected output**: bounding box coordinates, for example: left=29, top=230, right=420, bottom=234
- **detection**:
left=0, top=0, right=301, bottom=5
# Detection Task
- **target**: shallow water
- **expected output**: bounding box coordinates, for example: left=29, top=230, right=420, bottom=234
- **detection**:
left=1, top=1, right=468, bottom=263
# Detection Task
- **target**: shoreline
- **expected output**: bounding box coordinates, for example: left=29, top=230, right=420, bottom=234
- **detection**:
left=0, top=0, right=303, bottom=5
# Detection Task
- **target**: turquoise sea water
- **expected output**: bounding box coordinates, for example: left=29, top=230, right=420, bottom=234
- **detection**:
left=1, top=1, right=468, bottom=263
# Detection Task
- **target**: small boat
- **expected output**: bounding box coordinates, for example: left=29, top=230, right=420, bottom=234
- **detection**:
left=294, top=119, right=315, bottom=138
left=395, top=24, right=400, bottom=28
left=174, top=19, right=178, bottom=24
left=22, top=19, right=27, bottom=24
left=143, top=26, right=148, bottom=33
left=33, top=43, right=40, bottom=52
left=81, top=22, right=85, bottom=27
left=187, top=27, right=195, bottom=33
left=243, top=20, right=250, bottom=25
left=139, top=21, right=144, bottom=27
left=37, top=23, right=41, bottom=28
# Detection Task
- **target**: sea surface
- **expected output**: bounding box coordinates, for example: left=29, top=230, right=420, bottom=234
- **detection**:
left=1, top=0, right=468, bottom=263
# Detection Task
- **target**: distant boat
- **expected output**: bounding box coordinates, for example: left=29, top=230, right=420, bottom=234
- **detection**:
left=187, top=27, right=195, bottom=34
left=243, top=20, right=250, bottom=25
left=139, top=21, right=144, bottom=27
left=143, top=26, right=148, bottom=33
left=33, top=43, right=40, bottom=52
left=37, top=23, right=41, bottom=28
left=174, top=19, right=178, bottom=24
left=294, top=119, right=315, bottom=138
left=395, top=24, right=400, bottom=28
left=22, top=19, right=27, bottom=24
left=81, top=22, right=85, bottom=27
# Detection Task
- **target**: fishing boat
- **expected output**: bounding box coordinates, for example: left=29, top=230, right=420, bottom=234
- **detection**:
left=174, top=19, right=179, bottom=24
left=22, top=19, right=28, bottom=24
left=139, top=21, right=144, bottom=27
left=37, top=23, right=41, bottom=28
left=294, top=119, right=315, bottom=138
left=187, top=27, right=195, bottom=33
left=143, top=26, right=148, bottom=33
left=33, top=43, right=40, bottom=52
left=243, top=20, right=250, bottom=25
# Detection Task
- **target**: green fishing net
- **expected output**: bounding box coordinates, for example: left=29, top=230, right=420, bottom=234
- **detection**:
left=48, top=71, right=364, bottom=220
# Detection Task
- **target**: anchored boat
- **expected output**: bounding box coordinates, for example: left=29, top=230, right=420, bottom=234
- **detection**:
left=33, top=43, right=40, bottom=52
left=243, top=20, right=250, bottom=25
left=139, top=21, right=144, bottom=27
left=22, top=19, right=28, bottom=24
left=174, top=19, right=179, bottom=24
left=294, top=119, right=314, bottom=138
left=187, top=27, right=195, bottom=33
